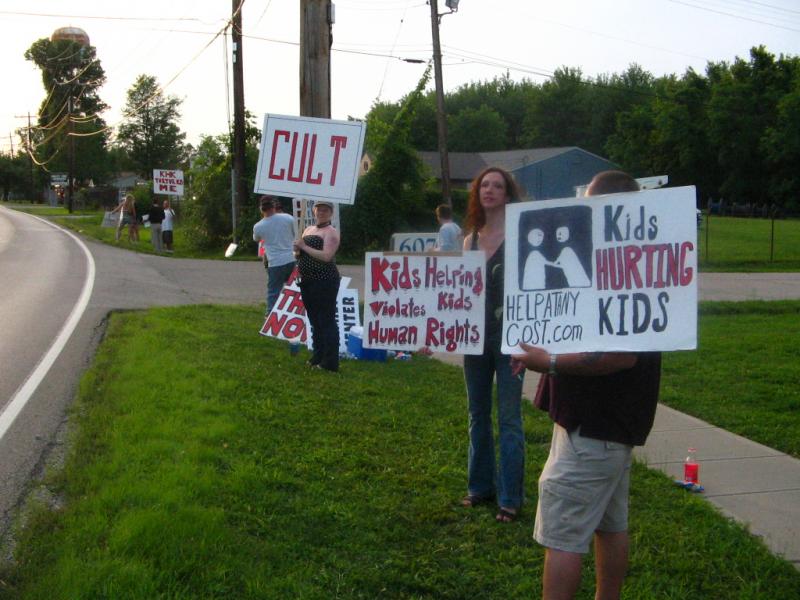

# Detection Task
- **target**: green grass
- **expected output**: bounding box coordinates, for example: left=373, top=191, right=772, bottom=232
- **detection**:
left=661, top=300, right=800, bottom=457
left=1, top=305, right=798, bottom=599
left=699, top=215, right=800, bottom=272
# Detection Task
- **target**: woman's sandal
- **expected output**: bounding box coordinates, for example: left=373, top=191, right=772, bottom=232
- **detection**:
left=461, top=494, right=495, bottom=508
left=495, top=508, right=519, bottom=523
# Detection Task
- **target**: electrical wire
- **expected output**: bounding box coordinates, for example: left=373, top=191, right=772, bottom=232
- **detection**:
left=666, top=0, right=800, bottom=32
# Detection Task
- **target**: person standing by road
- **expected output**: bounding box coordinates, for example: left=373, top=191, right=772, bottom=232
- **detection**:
left=293, top=201, right=341, bottom=372
left=111, top=194, right=137, bottom=243
left=147, top=199, right=165, bottom=252
left=161, top=199, right=176, bottom=253
left=253, top=196, right=296, bottom=315
left=511, top=170, right=662, bottom=600
left=460, top=167, right=525, bottom=523
left=434, top=204, right=462, bottom=252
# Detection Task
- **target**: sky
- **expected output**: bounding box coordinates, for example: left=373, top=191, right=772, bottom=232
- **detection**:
left=2, top=0, right=800, bottom=156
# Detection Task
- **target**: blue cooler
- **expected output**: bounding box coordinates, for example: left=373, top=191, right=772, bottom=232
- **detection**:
left=346, top=334, right=387, bottom=362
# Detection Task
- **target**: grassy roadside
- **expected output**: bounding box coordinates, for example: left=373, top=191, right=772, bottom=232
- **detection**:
left=661, top=300, right=800, bottom=457
left=1, top=305, right=798, bottom=599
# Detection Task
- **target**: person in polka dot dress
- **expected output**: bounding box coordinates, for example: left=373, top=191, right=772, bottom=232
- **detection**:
left=293, top=201, right=341, bottom=372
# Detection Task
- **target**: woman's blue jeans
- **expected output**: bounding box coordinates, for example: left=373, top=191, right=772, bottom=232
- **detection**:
left=463, top=341, right=525, bottom=509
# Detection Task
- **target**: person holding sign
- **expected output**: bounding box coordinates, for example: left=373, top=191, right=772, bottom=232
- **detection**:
left=510, top=171, right=662, bottom=600
left=111, top=194, right=138, bottom=243
left=293, top=201, right=341, bottom=372
left=253, top=196, right=297, bottom=315
left=461, top=167, right=525, bottom=523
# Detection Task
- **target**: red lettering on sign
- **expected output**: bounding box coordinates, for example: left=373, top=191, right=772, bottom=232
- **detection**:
left=268, top=130, right=290, bottom=180
left=329, top=136, right=347, bottom=186
left=305, top=134, right=323, bottom=184
left=287, top=132, right=308, bottom=183
left=281, top=317, right=306, bottom=341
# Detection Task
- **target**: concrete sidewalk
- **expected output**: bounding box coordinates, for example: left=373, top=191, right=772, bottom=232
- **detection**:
left=433, top=352, right=800, bottom=569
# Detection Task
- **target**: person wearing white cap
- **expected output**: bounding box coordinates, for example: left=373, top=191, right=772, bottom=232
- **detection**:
left=293, top=201, right=341, bottom=372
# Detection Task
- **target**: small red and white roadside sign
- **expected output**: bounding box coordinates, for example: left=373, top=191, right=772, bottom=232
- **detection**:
left=254, top=114, right=366, bottom=205
left=153, top=169, right=184, bottom=196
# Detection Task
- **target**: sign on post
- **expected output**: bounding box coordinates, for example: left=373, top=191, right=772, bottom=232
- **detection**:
left=50, top=173, right=68, bottom=185
left=502, top=186, right=698, bottom=355
left=254, top=114, right=366, bottom=204
left=390, top=233, right=438, bottom=253
left=153, top=169, right=184, bottom=196
left=363, top=252, right=486, bottom=354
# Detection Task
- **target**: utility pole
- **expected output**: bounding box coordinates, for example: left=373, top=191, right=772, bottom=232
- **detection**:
left=429, top=0, right=452, bottom=207
left=67, top=96, right=74, bottom=213
left=27, top=112, right=34, bottom=199
left=231, top=0, right=247, bottom=244
left=300, top=0, right=332, bottom=119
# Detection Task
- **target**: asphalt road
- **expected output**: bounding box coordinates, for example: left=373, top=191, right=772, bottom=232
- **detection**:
left=1, top=205, right=799, bottom=554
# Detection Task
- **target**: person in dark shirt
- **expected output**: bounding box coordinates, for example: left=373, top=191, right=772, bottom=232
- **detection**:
left=147, top=199, right=166, bottom=253
left=510, top=170, right=662, bottom=600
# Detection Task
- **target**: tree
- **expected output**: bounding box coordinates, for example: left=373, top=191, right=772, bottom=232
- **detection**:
left=116, top=75, right=187, bottom=178
left=522, top=67, right=592, bottom=149
left=763, top=71, right=800, bottom=211
left=340, top=67, right=431, bottom=255
left=25, top=36, right=110, bottom=198
left=448, top=105, right=507, bottom=152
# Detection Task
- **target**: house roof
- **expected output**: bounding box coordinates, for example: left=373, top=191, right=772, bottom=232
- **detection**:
left=361, top=146, right=616, bottom=183
left=419, top=147, right=584, bottom=180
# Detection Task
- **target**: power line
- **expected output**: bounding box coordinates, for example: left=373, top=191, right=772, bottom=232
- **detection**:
left=0, top=9, right=208, bottom=22
left=666, top=0, right=800, bottom=33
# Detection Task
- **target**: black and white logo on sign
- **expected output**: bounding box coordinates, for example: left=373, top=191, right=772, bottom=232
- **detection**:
left=518, top=206, right=593, bottom=291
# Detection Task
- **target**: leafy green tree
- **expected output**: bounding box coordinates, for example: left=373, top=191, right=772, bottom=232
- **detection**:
left=25, top=36, right=110, bottom=201
left=448, top=104, right=507, bottom=151
left=0, top=152, right=28, bottom=200
left=763, top=71, right=800, bottom=211
left=522, top=67, right=592, bottom=149
left=116, top=74, right=188, bottom=178
left=340, top=67, right=432, bottom=255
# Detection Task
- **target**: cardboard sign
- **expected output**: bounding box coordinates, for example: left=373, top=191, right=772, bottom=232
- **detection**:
left=153, top=169, right=184, bottom=196
left=363, top=252, right=486, bottom=354
left=254, top=114, right=366, bottom=204
left=259, top=272, right=360, bottom=353
left=502, top=186, right=698, bottom=354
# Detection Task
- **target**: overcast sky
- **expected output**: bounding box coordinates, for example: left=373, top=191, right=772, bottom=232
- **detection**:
left=2, top=0, right=800, bottom=155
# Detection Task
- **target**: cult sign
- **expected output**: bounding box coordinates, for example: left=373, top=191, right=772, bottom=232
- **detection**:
left=254, top=114, right=367, bottom=205
left=153, top=169, right=184, bottom=196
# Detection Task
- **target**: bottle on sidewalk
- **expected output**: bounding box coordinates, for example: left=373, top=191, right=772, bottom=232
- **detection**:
left=684, top=447, right=699, bottom=484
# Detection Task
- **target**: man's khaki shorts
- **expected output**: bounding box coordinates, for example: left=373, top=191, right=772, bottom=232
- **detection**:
left=534, top=424, right=632, bottom=554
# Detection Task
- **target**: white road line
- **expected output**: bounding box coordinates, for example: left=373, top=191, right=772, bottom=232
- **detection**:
left=0, top=211, right=95, bottom=442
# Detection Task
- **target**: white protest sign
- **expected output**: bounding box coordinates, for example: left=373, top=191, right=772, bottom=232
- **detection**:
left=363, top=252, right=486, bottom=354
left=502, top=186, right=698, bottom=355
left=259, top=273, right=360, bottom=353
left=153, top=169, right=184, bottom=196
left=254, top=114, right=366, bottom=204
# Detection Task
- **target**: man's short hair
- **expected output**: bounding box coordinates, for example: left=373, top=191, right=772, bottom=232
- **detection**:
left=587, top=171, right=640, bottom=196
left=436, top=204, right=452, bottom=220
left=260, top=196, right=275, bottom=212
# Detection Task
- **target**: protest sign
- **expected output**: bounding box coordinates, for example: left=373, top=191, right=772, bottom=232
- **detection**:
left=502, top=186, right=698, bottom=354
left=259, top=272, right=360, bottom=353
left=153, top=169, right=184, bottom=195
left=254, top=114, right=366, bottom=204
left=390, top=233, right=437, bottom=252
left=363, top=252, right=486, bottom=354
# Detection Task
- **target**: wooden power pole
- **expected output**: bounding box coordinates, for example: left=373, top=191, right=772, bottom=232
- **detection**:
left=429, top=0, right=452, bottom=207
left=300, top=0, right=332, bottom=118
left=231, top=0, right=247, bottom=243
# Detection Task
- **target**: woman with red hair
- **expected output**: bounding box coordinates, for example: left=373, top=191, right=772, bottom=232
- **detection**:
left=460, top=167, right=526, bottom=523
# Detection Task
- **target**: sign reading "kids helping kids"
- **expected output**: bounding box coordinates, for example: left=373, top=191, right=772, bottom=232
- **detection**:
left=502, top=186, right=698, bottom=354
left=363, top=252, right=486, bottom=354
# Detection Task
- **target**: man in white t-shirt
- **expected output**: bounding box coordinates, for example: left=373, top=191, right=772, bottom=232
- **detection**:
left=435, top=204, right=462, bottom=252
left=253, top=196, right=297, bottom=314
left=161, top=199, right=176, bottom=253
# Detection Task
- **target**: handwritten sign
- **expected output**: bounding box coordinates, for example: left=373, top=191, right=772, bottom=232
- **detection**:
left=259, top=272, right=360, bottom=353
left=363, top=252, right=486, bottom=354
left=254, top=114, right=366, bottom=204
left=153, top=169, right=184, bottom=196
left=502, top=186, right=698, bottom=354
